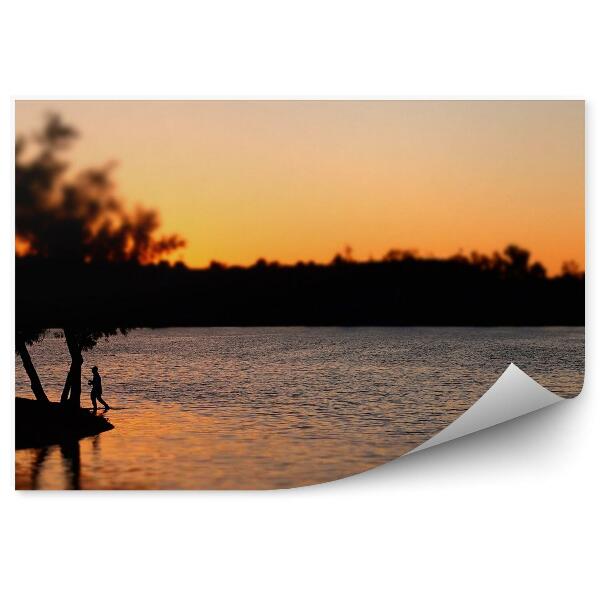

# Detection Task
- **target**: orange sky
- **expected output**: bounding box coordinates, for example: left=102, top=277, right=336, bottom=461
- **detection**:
left=16, top=100, right=584, bottom=274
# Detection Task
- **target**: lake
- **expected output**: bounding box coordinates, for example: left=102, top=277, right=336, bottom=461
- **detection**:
left=15, top=327, right=584, bottom=490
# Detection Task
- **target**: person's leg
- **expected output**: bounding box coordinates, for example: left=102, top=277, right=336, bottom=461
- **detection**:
left=97, top=394, right=110, bottom=410
left=90, top=390, right=98, bottom=412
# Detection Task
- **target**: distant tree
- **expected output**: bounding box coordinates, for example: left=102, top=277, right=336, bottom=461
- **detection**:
left=449, top=249, right=469, bottom=264
left=331, top=245, right=356, bottom=266
left=331, top=253, right=345, bottom=266
left=561, top=260, right=583, bottom=279
left=529, top=261, right=547, bottom=279
left=503, top=244, right=531, bottom=277
left=253, top=258, right=268, bottom=269
left=469, top=251, right=493, bottom=271
left=382, top=248, right=419, bottom=262
left=500, top=244, right=547, bottom=278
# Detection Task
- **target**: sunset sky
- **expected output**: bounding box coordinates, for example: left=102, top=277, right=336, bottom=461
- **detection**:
left=16, top=100, right=584, bottom=274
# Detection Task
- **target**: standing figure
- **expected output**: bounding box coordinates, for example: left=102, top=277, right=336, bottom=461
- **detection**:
left=88, top=366, right=110, bottom=411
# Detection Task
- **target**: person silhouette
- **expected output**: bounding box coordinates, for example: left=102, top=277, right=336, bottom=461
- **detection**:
left=88, top=366, right=110, bottom=411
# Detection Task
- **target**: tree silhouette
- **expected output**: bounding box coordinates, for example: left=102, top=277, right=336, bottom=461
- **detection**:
left=16, top=114, right=186, bottom=408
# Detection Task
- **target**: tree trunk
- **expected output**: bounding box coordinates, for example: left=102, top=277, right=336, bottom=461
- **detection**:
left=16, top=337, right=49, bottom=403
left=60, top=371, right=71, bottom=404
left=63, top=329, right=83, bottom=409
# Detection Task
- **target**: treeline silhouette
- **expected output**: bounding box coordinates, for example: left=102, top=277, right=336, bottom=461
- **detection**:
left=17, top=246, right=583, bottom=330
left=15, top=115, right=584, bottom=410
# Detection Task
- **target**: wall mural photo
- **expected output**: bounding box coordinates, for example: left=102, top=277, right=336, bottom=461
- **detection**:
left=15, top=100, right=584, bottom=489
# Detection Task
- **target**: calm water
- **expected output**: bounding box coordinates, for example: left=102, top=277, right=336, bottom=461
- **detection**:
left=15, top=327, right=584, bottom=490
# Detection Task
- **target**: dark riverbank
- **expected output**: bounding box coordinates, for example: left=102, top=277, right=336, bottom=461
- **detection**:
left=17, top=250, right=584, bottom=329
left=15, top=397, right=114, bottom=449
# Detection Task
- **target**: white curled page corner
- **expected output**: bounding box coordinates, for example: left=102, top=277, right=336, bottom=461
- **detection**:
left=408, top=363, right=563, bottom=454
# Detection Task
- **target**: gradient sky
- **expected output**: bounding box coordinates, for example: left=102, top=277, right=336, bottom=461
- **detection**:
left=16, top=100, right=584, bottom=274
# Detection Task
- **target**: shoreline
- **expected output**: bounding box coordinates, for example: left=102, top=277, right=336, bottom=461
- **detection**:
left=15, top=397, right=114, bottom=450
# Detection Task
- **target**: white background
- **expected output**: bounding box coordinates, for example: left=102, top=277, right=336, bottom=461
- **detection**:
left=0, top=2, right=597, bottom=599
